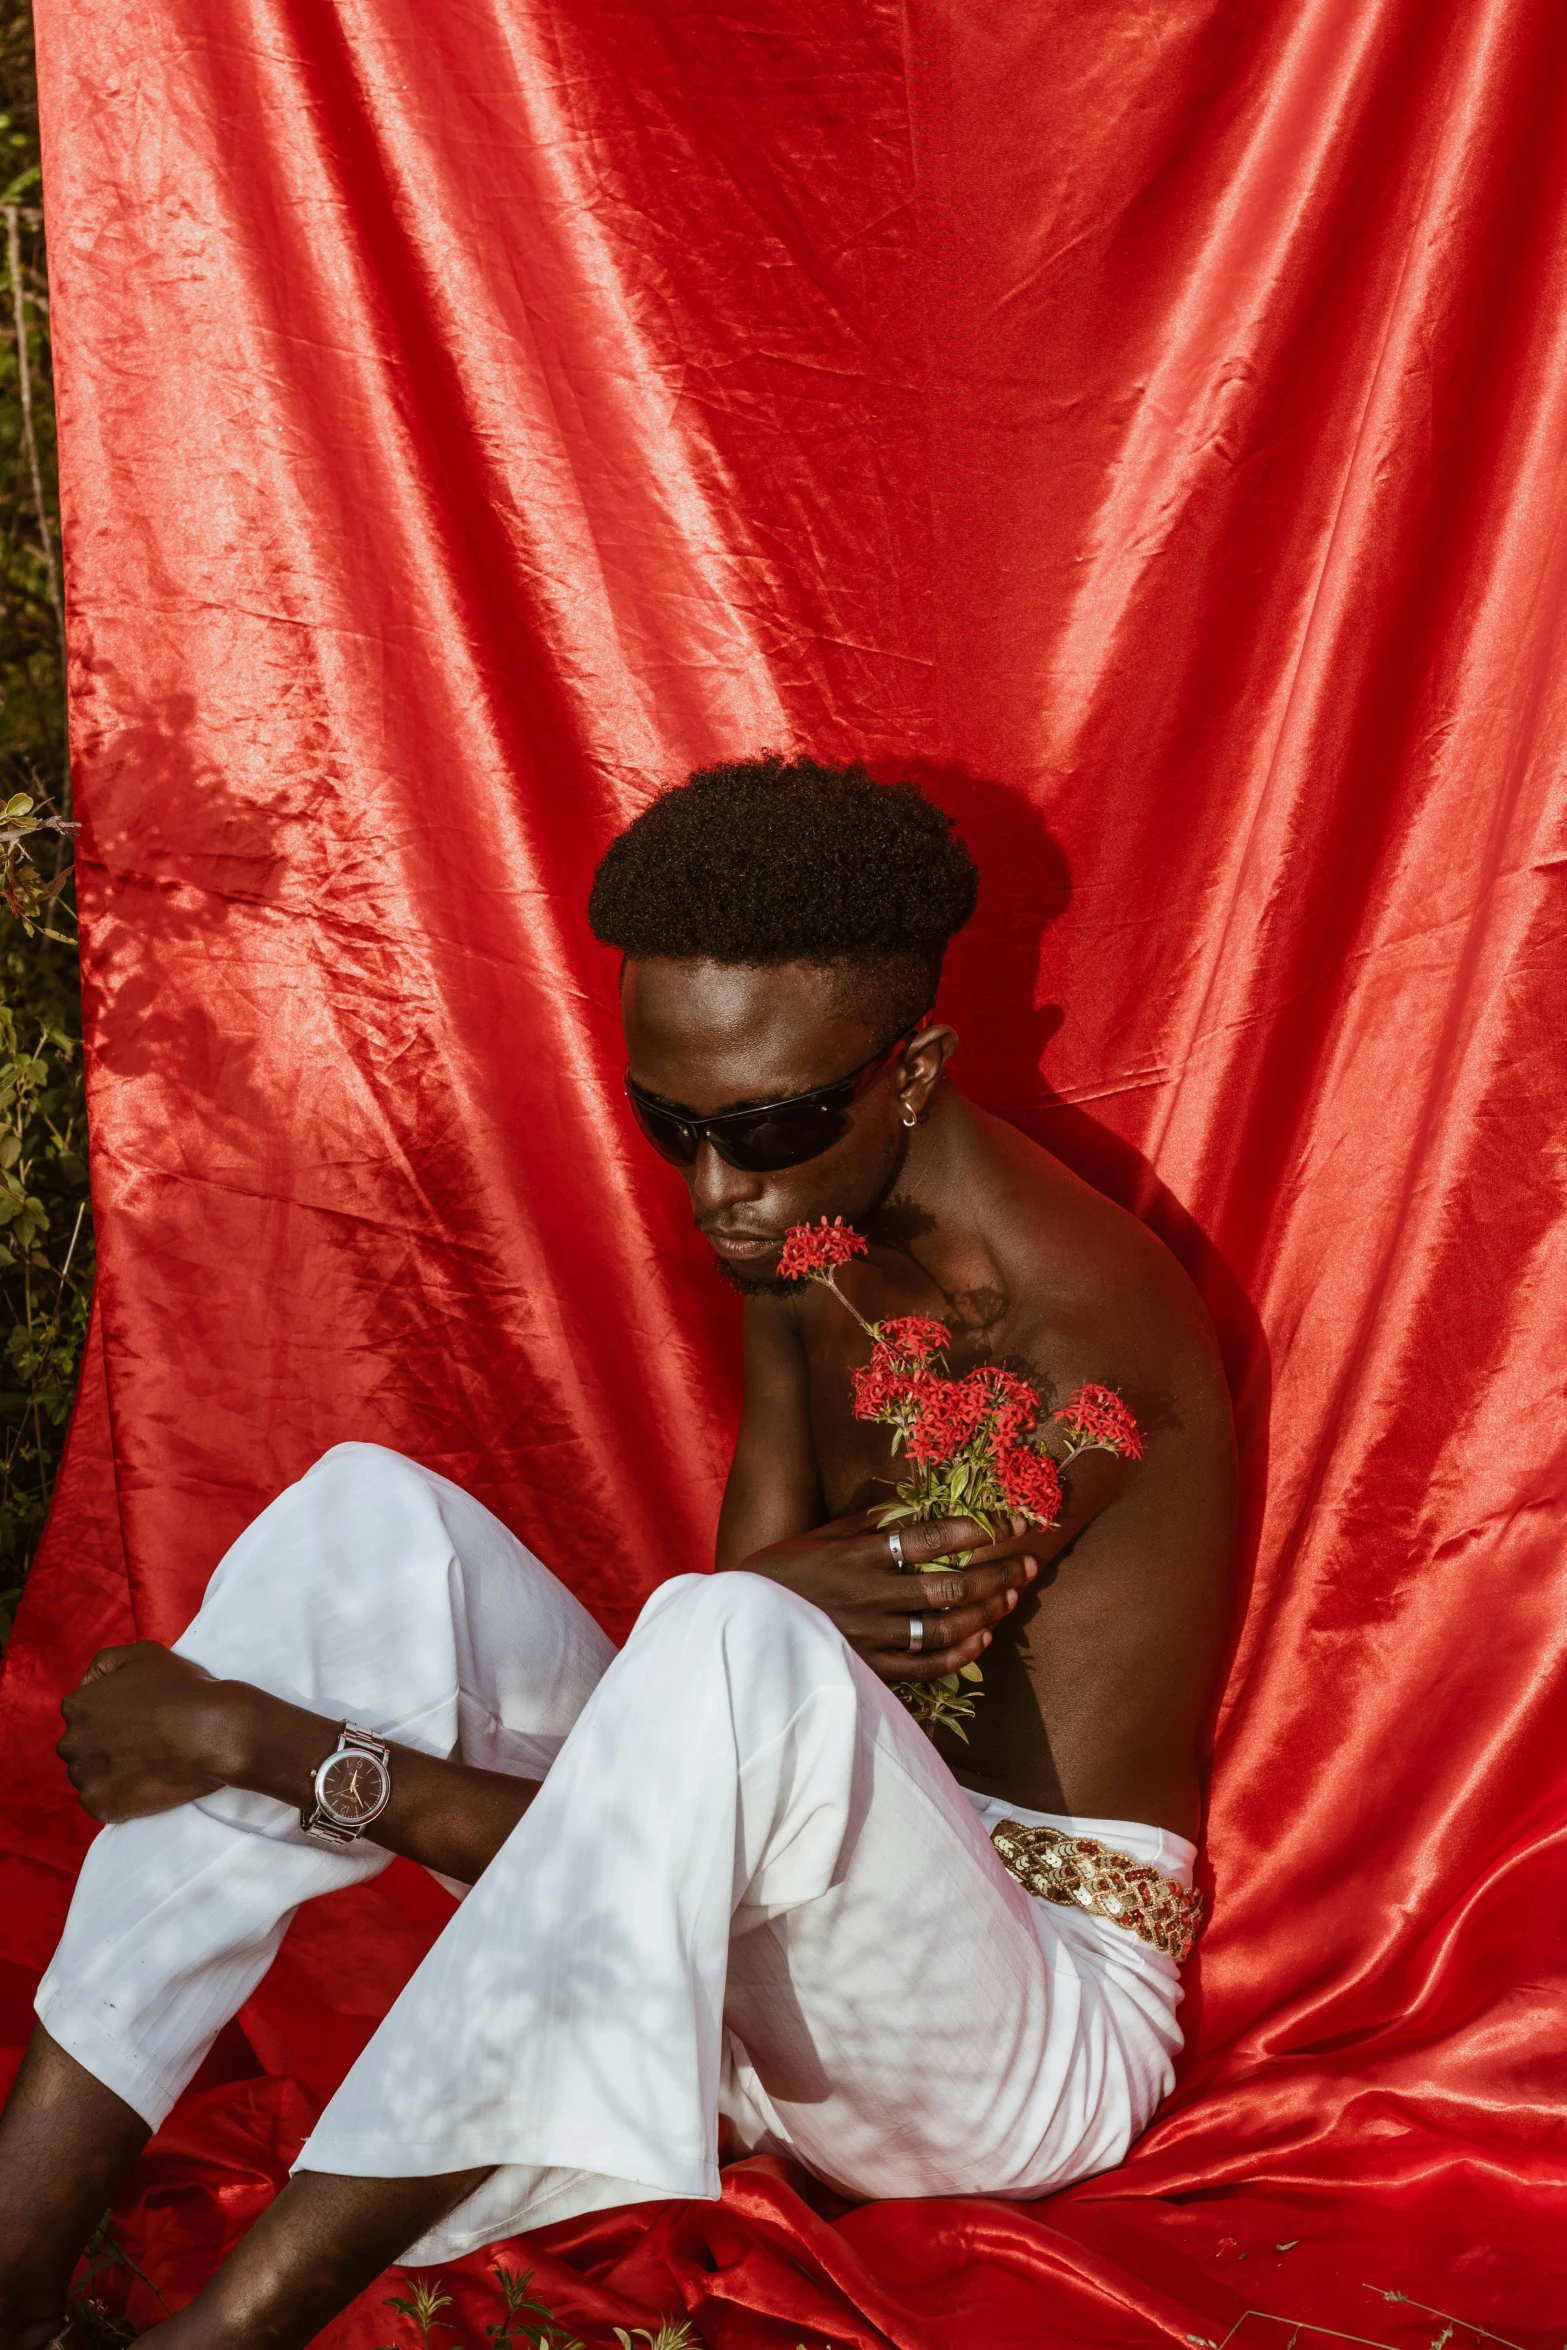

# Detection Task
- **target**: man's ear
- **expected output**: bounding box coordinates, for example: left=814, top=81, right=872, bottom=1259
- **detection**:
left=899, top=1024, right=957, bottom=1118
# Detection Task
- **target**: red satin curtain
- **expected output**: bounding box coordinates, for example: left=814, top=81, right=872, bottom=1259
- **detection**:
left=4, top=0, right=1566, bottom=2341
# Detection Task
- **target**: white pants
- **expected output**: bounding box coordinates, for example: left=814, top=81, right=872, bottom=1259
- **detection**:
left=37, top=1444, right=1193, bottom=2262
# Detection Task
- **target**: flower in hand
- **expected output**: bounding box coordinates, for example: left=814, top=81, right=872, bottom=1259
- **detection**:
left=780, top=1218, right=1144, bottom=1741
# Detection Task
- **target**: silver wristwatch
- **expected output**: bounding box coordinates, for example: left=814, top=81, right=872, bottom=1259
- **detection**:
left=301, top=1722, right=392, bottom=1845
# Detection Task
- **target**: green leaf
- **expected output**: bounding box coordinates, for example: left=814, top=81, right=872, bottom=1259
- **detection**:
left=2, top=793, right=33, bottom=819
left=959, top=1662, right=984, bottom=1682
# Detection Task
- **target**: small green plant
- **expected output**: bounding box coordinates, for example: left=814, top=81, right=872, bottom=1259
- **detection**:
left=381, top=2274, right=462, bottom=2350
left=612, top=2323, right=702, bottom=2350
left=486, top=2264, right=584, bottom=2350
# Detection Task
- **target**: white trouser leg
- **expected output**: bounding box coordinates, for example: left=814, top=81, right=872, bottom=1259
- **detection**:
left=296, top=1572, right=1187, bottom=2261
left=35, top=1443, right=613, bottom=2128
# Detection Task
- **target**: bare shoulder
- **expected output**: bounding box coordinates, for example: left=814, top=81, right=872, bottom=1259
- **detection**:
left=968, top=1106, right=1233, bottom=1457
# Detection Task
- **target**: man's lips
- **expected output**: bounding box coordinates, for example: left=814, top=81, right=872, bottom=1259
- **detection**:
left=701, top=1229, right=781, bottom=1261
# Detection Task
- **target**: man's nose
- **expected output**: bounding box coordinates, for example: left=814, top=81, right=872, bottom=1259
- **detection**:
left=688, top=1139, right=766, bottom=1219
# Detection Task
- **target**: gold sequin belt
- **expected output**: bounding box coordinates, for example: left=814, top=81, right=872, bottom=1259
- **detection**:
left=990, top=1818, right=1206, bottom=1962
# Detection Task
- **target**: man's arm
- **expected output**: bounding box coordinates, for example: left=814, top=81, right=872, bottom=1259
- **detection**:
left=715, top=1297, right=824, bottom=1568
left=56, top=1643, right=537, bottom=1885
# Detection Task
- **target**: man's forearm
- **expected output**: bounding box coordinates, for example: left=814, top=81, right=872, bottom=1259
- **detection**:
left=214, top=1683, right=540, bottom=1884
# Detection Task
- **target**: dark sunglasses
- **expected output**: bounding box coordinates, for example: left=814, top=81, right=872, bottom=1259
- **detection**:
left=625, top=1021, right=929, bottom=1173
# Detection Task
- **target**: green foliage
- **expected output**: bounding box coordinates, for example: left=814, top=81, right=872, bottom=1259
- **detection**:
left=0, top=0, right=89, bottom=1640
left=382, top=2274, right=461, bottom=2349
left=370, top=2269, right=700, bottom=2350
left=67, top=2213, right=170, bottom=2344
left=486, top=2265, right=585, bottom=2350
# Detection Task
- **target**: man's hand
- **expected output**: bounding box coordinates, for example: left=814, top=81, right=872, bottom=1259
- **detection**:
left=57, top=1643, right=245, bottom=1822
left=735, top=1512, right=1039, bottom=1682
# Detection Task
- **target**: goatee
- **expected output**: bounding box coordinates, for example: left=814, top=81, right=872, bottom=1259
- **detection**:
left=714, top=1259, right=797, bottom=1298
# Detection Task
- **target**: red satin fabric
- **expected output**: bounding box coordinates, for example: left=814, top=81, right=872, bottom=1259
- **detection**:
left=6, top=0, right=1567, bottom=2340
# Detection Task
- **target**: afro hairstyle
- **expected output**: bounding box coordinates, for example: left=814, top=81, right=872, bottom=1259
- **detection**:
left=587, top=754, right=978, bottom=1035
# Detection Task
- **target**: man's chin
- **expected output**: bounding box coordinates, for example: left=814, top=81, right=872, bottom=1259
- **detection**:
left=713, top=1257, right=796, bottom=1298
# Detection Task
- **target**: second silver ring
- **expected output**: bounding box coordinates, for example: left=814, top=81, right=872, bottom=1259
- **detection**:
left=908, top=1615, right=924, bottom=1654
left=887, top=1526, right=906, bottom=1568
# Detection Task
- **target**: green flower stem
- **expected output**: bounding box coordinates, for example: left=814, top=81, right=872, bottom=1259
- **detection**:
left=817, top=1268, right=880, bottom=1341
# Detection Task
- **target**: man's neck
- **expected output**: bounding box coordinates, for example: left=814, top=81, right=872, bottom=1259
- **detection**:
left=862, top=1087, right=1003, bottom=1325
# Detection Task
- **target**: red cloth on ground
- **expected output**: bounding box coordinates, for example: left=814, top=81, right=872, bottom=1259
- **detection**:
left=5, top=0, right=1567, bottom=2339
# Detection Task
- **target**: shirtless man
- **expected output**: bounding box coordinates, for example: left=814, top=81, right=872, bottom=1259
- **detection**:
left=0, top=755, right=1235, bottom=2348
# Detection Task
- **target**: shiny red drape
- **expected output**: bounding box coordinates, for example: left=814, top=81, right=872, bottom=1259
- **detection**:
left=4, top=0, right=1566, bottom=2340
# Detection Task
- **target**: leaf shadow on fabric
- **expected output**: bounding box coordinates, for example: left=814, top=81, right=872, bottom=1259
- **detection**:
left=72, top=660, right=288, bottom=1120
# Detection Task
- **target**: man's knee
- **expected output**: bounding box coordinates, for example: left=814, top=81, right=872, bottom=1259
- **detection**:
left=186, top=1442, right=460, bottom=1661
left=632, top=1572, right=854, bottom=1693
left=298, top=1439, right=440, bottom=1511
left=255, top=1440, right=457, bottom=1568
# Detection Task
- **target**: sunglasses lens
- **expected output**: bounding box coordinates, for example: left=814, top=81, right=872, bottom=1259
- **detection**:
left=710, top=1104, right=850, bottom=1171
left=627, top=1091, right=700, bottom=1166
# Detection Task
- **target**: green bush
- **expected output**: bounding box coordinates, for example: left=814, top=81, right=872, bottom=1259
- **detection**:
left=0, top=0, right=89, bottom=1639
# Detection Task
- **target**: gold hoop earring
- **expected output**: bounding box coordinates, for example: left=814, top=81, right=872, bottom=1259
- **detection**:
left=900, top=1102, right=919, bottom=1129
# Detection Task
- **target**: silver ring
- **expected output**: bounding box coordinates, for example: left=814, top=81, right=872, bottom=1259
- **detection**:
left=887, top=1527, right=906, bottom=1567
left=908, top=1615, right=924, bottom=1654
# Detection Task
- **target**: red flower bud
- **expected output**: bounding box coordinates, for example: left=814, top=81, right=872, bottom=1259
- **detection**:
left=1052, top=1382, right=1144, bottom=1460
left=777, top=1217, right=870, bottom=1282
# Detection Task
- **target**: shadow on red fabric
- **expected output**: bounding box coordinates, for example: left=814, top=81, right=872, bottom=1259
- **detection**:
left=4, top=0, right=1566, bottom=2341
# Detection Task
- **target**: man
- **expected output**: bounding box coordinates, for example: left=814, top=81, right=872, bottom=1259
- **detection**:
left=0, top=756, right=1235, bottom=2349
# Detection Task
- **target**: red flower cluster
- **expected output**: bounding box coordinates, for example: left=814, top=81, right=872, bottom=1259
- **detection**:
left=850, top=1350, right=921, bottom=1421
left=778, top=1217, right=869, bottom=1281
left=993, top=1443, right=1064, bottom=1521
left=906, top=1376, right=988, bottom=1466
left=850, top=1338, right=1064, bottom=1517
left=849, top=1318, right=952, bottom=1422
left=781, top=1221, right=1143, bottom=1555
left=970, top=1364, right=1038, bottom=1443
left=1053, top=1382, right=1144, bottom=1461
left=876, top=1315, right=951, bottom=1363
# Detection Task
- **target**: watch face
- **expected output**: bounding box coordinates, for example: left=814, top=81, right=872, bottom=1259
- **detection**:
left=319, top=1749, right=389, bottom=1825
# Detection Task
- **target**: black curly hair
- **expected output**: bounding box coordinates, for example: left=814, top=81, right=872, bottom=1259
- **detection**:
left=588, top=754, right=978, bottom=1034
